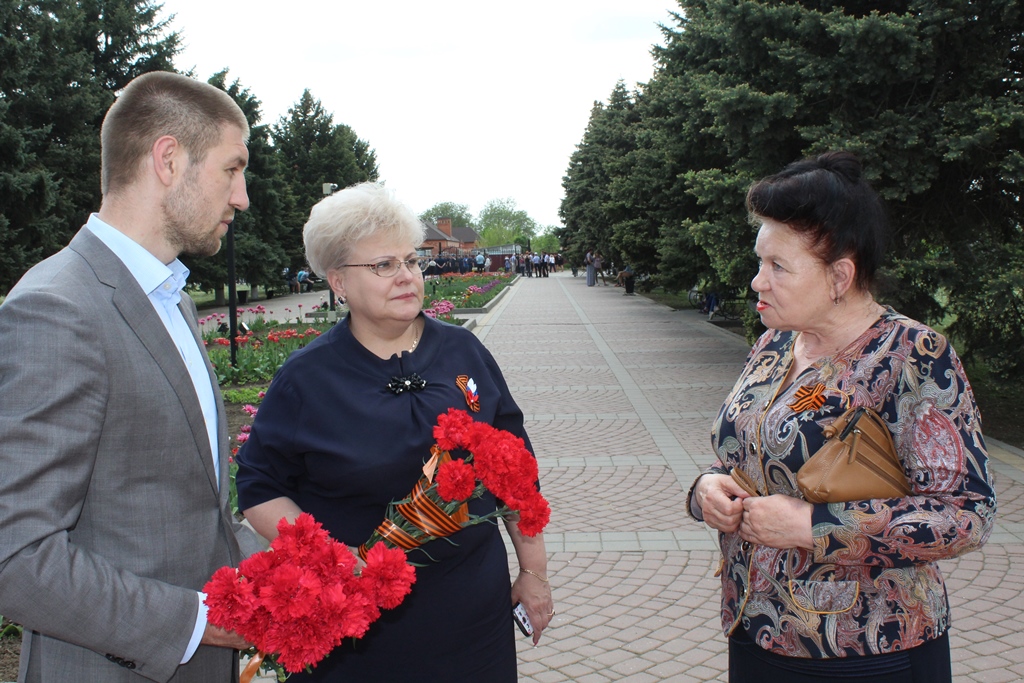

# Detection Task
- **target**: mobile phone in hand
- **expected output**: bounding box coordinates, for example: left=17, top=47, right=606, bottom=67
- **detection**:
left=512, top=602, right=534, bottom=636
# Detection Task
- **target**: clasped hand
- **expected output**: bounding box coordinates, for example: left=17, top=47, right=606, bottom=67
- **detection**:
left=695, top=473, right=814, bottom=550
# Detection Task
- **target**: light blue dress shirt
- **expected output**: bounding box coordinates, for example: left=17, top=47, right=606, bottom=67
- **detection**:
left=85, top=214, right=216, bottom=663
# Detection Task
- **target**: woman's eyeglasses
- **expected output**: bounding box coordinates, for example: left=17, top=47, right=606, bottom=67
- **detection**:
left=340, top=257, right=427, bottom=277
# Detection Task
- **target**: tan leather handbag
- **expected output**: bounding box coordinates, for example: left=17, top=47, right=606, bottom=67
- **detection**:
left=796, top=406, right=910, bottom=503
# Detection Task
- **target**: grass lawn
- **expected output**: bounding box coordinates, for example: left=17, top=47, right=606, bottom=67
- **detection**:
left=641, top=287, right=692, bottom=310
left=188, top=285, right=252, bottom=307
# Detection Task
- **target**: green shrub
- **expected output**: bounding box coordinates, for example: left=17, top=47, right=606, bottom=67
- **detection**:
left=222, top=387, right=268, bottom=405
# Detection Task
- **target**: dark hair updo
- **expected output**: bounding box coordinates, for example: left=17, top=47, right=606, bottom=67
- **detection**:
left=745, top=151, right=888, bottom=292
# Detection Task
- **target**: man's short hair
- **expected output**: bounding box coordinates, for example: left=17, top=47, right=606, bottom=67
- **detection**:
left=100, top=71, right=249, bottom=196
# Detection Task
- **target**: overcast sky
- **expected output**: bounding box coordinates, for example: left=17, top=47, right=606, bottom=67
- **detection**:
left=159, top=1, right=676, bottom=229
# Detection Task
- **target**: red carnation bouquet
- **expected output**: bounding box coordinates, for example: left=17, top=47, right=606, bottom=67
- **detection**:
left=359, top=408, right=550, bottom=559
left=203, top=513, right=415, bottom=681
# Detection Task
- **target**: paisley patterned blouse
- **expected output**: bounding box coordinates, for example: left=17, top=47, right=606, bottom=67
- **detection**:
left=691, top=307, right=996, bottom=658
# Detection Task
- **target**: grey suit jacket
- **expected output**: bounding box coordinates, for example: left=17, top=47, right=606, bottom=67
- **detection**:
left=0, top=228, right=263, bottom=682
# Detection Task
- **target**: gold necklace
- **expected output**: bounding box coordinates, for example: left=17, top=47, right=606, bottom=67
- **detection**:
left=409, top=324, right=419, bottom=352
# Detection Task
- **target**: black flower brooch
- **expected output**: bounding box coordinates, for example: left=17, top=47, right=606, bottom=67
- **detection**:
left=388, top=374, right=427, bottom=395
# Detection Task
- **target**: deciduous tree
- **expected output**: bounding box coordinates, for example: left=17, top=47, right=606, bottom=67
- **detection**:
left=477, top=198, right=537, bottom=247
left=419, top=202, right=476, bottom=229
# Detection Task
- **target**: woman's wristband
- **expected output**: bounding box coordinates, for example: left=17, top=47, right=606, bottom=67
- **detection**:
left=520, top=568, right=549, bottom=583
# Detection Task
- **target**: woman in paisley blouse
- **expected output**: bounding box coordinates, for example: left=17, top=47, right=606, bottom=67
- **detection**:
left=688, top=152, right=996, bottom=682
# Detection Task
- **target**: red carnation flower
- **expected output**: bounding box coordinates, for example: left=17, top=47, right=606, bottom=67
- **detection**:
left=515, top=490, right=551, bottom=537
left=435, top=459, right=477, bottom=502
left=359, top=409, right=549, bottom=575
left=203, top=566, right=258, bottom=628
left=322, top=581, right=377, bottom=639
left=360, top=543, right=417, bottom=609
left=204, top=513, right=412, bottom=676
left=464, top=420, right=494, bottom=452
left=433, top=408, right=476, bottom=450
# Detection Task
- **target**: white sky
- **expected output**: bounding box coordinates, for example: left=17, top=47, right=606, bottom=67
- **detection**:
left=159, top=1, right=676, bottom=229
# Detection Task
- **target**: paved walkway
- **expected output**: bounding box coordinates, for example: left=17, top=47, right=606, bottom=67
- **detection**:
left=230, top=273, right=1024, bottom=682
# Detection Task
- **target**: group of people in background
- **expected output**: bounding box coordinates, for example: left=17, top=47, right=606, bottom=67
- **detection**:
left=509, top=251, right=561, bottom=277
left=0, top=68, right=996, bottom=683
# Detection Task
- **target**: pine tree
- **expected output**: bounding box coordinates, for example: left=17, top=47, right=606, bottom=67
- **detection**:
left=181, top=71, right=295, bottom=303
left=0, top=0, right=179, bottom=293
left=620, top=0, right=1023, bottom=371
left=558, top=87, right=631, bottom=267
left=272, top=90, right=378, bottom=269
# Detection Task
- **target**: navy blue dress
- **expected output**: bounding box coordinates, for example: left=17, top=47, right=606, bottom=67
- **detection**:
left=235, top=314, right=528, bottom=682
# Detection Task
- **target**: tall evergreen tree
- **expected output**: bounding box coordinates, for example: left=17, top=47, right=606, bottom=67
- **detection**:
left=0, top=3, right=62, bottom=292
left=0, top=0, right=179, bottom=293
left=181, top=71, right=294, bottom=303
left=560, top=80, right=677, bottom=274
left=272, top=90, right=378, bottom=268
left=643, top=0, right=1022, bottom=372
left=45, top=0, right=179, bottom=245
left=558, top=87, right=631, bottom=266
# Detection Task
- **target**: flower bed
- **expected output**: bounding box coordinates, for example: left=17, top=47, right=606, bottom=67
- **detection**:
left=423, top=273, right=512, bottom=310
left=202, top=317, right=332, bottom=385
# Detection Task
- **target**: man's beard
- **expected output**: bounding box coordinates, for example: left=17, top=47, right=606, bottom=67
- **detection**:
left=163, top=168, right=225, bottom=258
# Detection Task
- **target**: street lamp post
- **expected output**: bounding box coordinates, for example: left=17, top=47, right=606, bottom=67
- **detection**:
left=323, top=183, right=339, bottom=319
left=226, top=223, right=238, bottom=366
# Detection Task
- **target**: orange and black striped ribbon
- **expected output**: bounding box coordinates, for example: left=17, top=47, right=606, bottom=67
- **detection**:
left=359, top=519, right=421, bottom=560
left=357, top=451, right=470, bottom=560
left=397, top=479, right=466, bottom=537
left=456, top=374, right=481, bottom=412
left=788, top=382, right=827, bottom=412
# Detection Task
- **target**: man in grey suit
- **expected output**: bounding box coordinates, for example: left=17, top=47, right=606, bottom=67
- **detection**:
left=0, top=71, right=264, bottom=681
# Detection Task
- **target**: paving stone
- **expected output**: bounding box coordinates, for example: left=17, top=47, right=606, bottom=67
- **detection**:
left=967, top=671, right=1022, bottom=683
left=565, top=672, right=613, bottom=683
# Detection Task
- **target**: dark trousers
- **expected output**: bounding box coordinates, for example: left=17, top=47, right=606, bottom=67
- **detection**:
left=729, top=629, right=951, bottom=683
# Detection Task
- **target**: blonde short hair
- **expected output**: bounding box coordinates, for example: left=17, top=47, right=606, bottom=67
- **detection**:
left=304, top=182, right=426, bottom=276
